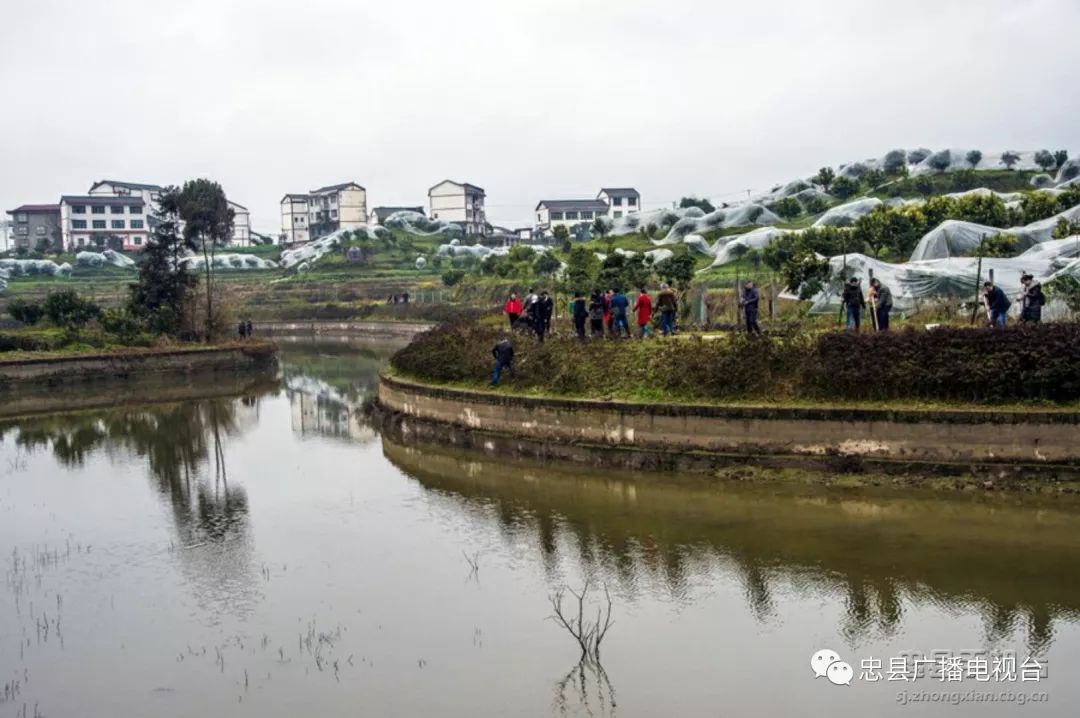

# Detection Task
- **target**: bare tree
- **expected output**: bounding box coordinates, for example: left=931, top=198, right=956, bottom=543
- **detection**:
left=548, top=580, right=614, bottom=664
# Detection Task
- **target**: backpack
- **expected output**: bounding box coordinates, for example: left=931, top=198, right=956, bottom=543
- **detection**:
left=1033, top=285, right=1045, bottom=307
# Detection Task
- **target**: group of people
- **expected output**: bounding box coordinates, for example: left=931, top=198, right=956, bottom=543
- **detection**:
left=840, top=274, right=1045, bottom=331
left=982, top=274, right=1045, bottom=327
left=840, top=277, right=894, bottom=332
left=503, top=285, right=680, bottom=343
left=237, top=319, right=255, bottom=338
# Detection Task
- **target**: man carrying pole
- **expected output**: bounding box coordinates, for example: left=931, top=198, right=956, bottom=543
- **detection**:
left=868, top=278, right=893, bottom=331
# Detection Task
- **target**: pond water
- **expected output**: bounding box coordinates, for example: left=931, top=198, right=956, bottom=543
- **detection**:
left=2, top=336, right=1079, bottom=717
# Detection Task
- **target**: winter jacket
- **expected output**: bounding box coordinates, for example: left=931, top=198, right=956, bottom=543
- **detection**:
left=656, top=287, right=677, bottom=312
left=538, top=296, right=554, bottom=320
left=633, top=293, right=653, bottom=325
left=741, top=287, right=759, bottom=309
left=1023, top=282, right=1045, bottom=309
left=842, top=284, right=866, bottom=309
left=871, top=284, right=893, bottom=309
left=609, top=292, right=629, bottom=317
left=492, top=339, right=514, bottom=364
left=504, top=297, right=522, bottom=315
left=573, top=297, right=588, bottom=320
left=985, top=286, right=1011, bottom=314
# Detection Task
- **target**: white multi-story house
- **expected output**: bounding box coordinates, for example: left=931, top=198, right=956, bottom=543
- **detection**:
left=280, top=194, right=310, bottom=245
left=280, top=182, right=367, bottom=243
left=60, top=195, right=149, bottom=251
left=534, top=199, right=609, bottom=233
left=596, top=188, right=641, bottom=218
left=428, top=180, right=487, bottom=236
left=88, top=180, right=252, bottom=247
left=0, top=218, right=10, bottom=252
left=308, top=182, right=367, bottom=240
left=228, top=201, right=252, bottom=246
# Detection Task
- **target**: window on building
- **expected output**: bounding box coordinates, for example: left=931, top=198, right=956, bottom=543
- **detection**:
left=91, top=206, right=105, bottom=214
left=92, top=220, right=106, bottom=229
left=16, top=226, right=27, bottom=235
left=72, top=220, right=87, bottom=229
left=35, top=226, right=46, bottom=235
left=612, top=197, right=623, bottom=206
left=628, top=197, right=637, bottom=206
left=129, top=205, right=142, bottom=214
left=614, top=211, right=623, bottom=219
left=77, top=237, right=85, bottom=247
left=581, top=211, right=594, bottom=220
left=15, top=212, right=27, bottom=222
left=110, top=205, right=124, bottom=214
left=130, top=220, right=144, bottom=229
left=73, top=206, right=86, bottom=214
left=565, top=211, right=579, bottom=220
left=150, top=192, right=160, bottom=201
left=330, top=209, right=338, bottom=218
left=551, top=212, right=564, bottom=220
left=111, top=220, right=125, bottom=229
left=133, top=237, right=143, bottom=245
left=537, top=213, right=542, bottom=222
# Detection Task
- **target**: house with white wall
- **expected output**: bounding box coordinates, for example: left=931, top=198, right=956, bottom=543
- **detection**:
left=428, top=180, right=487, bottom=236
left=308, top=182, right=367, bottom=240
left=60, top=195, right=148, bottom=251
left=280, top=182, right=367, bottom=243
left=596, top=188, right=641, bottom=218
left=534, top=199, right=609, bottom=233
left=88, top=179, right=252, bottom=247
left=280, top=194, right=310, bottom=245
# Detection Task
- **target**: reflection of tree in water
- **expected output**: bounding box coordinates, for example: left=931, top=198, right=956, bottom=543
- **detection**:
left=383, top=439, right=1080, bottom=656
left=3, top=397, right=263, bottom=617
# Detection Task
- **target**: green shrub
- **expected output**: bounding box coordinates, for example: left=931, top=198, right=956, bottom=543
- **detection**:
left=393, top=320, right=1080, bottom=405
left=805, top=324, right=1080, bottom=402
left=8, top=299, right=45, bottom=326
left=43, top=290, right=101, bottom=331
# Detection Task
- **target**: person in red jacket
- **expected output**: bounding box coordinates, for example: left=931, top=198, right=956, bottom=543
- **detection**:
left=504, top=292, right=522, bottom=329
left=633, top=287, right=653, bottom=338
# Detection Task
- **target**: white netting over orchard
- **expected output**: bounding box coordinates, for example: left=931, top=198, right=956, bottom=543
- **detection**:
left=181, top=253, right=278, bottom=271
left=75, top=250, right=136, bottom=269
left=793, top=240, right=1080, bottom=315
left=0, top=258, right=72, bottom=278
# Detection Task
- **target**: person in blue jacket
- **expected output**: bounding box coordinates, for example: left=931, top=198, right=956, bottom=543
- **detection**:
left=983, top=281, right=1011, bottom=328
left=609, top=288, right=631, bottom=338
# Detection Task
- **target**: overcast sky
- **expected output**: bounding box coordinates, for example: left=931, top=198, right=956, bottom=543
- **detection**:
left=2, top=0, right=1078, bottom=231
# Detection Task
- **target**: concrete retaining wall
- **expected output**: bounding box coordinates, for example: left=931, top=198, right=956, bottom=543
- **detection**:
left=0, top=344, right=277, bottom=391
left=378, top=374, right=1080, bottom=471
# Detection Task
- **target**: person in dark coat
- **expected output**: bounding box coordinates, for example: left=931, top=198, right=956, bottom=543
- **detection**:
left=572, top=290, right=588, bottom=340
left=245, top=319, right=253, bottom=337
left=490, top=338, right=515, bottom=386
left=535, top=291, right=554, bottom=342
left=739, top=280, right=761, bottom=334
left=869, top=278, right=892, bottom=331
left=588, top=289, right=605, bottom=337
left=983, top=281, right=1011, bottom=327
left=842, top=277, right=866, bottom=331
left=1019, top=273, right=1044, bottom=323
left=656, top=283, right=678, bottom=336
left=238, top=320, right=247, bottom=339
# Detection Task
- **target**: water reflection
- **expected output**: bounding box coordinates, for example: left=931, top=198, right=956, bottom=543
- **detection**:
left=381, top=438, right=1080, bottom=655
left=278, top=337, right=398, bottom=443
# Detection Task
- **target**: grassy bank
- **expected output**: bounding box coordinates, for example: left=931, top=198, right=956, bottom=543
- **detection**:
left=390, top=319, right=1080, bottom=407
